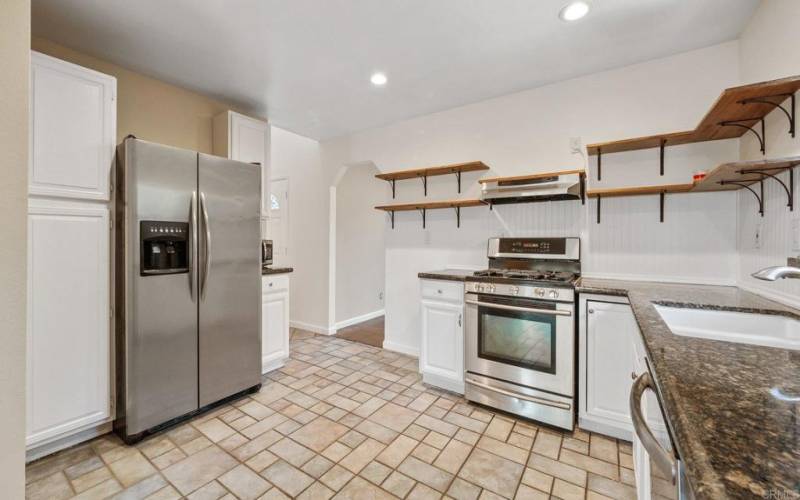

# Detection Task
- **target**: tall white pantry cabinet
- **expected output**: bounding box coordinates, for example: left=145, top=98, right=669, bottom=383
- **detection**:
left=26, top=52, right=116, bottom=457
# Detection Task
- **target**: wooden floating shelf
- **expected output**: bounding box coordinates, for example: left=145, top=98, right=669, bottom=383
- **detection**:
left=374, top=199, right=486, bottom=229
left=478, top=169, right=585, bottom=184
left=376, top=161, right=489, bottom=198
left=589, top=156, right=800, bottom=222
left=586, top=184, right=694, bottom=198
left=587, top=75, right=800, bottom=156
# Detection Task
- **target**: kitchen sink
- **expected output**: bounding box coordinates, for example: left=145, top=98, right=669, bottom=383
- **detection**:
left=654, top=305, right=800, bottom=350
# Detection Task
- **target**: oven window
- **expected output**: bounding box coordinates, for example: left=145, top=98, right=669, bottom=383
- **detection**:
left=477, top=304, right=556, bottom=374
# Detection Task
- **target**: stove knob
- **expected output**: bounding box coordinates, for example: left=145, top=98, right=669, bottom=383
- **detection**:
left=476, top=284, right=484, bottom=293
left=510, top=286, right=519, bottom=295
left=549, top=290, right=559, bottom=299
left=535, top=288, right=545, bottom=298
left=489, top=285, right=496, bottom=293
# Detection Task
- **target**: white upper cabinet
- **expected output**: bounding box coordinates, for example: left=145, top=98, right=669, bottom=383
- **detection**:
left=30, top=52, right=116, bottom=201
left=213, top=110, right=270, bottom=216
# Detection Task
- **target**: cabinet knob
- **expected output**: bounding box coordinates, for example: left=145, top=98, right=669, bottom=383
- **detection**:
left=588, top=309, right=594, bottom=314
left=269, top=282, right=274, bottom=287
left=437, top=289, right=443, bottom=294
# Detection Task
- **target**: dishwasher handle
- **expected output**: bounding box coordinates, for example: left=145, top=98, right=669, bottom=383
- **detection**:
left=630, top=371, right=677, bottom=485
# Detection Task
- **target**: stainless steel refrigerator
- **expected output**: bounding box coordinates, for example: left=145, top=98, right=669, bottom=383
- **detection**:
left=113, top=137, right=261, bottom=443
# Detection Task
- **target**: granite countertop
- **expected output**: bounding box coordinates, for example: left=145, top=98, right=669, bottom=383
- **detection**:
left=417, top=269, right=477, bottom=282
left=262, top=266, right=293, bottom=275
left=576, top=277, right=800, bottom=499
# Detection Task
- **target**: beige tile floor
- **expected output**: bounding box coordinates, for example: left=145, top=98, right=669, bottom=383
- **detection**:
left=26, top=329, right=642, bottom=499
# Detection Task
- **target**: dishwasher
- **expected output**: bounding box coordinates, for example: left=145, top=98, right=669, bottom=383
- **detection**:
left=630, top=333, right=693, bottom=500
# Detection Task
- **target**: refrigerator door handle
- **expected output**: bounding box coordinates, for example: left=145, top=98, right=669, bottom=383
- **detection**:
left=200, top=192, right=212, bottom=299
left=189, top=191, right=197, bottom=301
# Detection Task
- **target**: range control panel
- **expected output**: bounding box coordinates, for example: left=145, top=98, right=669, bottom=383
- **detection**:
left=489, top=237, right=580, bottom=260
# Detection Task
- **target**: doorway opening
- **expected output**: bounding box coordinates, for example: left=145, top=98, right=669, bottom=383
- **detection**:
left=330, top=162, right=387, bottom=348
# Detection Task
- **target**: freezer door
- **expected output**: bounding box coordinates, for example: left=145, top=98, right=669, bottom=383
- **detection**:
left=197, top=153, right=262, bottom=406
left=118, top=138, right=199, bottom=437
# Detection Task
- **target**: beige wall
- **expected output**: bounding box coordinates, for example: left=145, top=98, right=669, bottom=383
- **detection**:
left=0, top=0, right=30, bottom=496
left=31, top=37, right=263, bottom=154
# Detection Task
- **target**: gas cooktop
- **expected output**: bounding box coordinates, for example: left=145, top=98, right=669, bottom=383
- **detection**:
left=470, top=268, right=577, bottom=284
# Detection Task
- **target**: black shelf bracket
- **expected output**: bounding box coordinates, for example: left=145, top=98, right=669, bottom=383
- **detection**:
left=597, top=147, right=602, bottom=181
left=390, top=179, right=396, bottom=199
left=419, top=173, right=428, bottom=196
left=388, top=210, right=395, bottom=229
left=660, top=192, right=665, bottom=223
left=719, top=118, right=766, bottom=154
left=580, top=173, right=586, bottom=205
left=596, top=196, right=601, bottom=224
left=738, top=167, right=794, bottom=211
left=739, top=93, right=795, bottom=138
left=454, top=206, right=461, bottom=228
left=418, top=208, right=427, bottom=228
left=720, top=179, right=765, bottom=216
left=455, top=171, right=462, bottom=193
left=659, top=139, right=666, bottom=176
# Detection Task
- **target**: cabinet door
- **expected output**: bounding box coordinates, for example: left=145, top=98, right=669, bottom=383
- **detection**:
left=229, top=113, right=269, bottom=216
left=30, top=52, right=116, bottom=201
left=27, top=203, right=110, bottom=445
left=262, top=290, right=290, bottom=373
left=420, top=300, right=464, bottom=390
left=584, top=300, right=637, bottom=438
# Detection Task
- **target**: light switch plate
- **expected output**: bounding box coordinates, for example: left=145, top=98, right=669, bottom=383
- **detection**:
left=792, top=218, right=800, bottom=251
left=569, top=137, right=582, bottom=154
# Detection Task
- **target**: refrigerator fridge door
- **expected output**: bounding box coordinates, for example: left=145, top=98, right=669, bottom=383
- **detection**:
left=197, top=153, right=262, bottom=407
left=116, top=138, right=199, bottom=439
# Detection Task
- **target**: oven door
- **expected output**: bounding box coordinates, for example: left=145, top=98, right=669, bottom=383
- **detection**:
left=465, top=292, right=574, bottom=396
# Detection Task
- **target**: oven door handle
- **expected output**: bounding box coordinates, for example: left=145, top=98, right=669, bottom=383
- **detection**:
left=465, top=299, right=572, bottom=317
left=465, top=377, right=572, bottom=410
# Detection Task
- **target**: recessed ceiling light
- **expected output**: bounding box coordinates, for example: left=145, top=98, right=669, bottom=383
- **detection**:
left=559, top=1, right=590, bottom=21
left=370, top=72, right=388, bottom=86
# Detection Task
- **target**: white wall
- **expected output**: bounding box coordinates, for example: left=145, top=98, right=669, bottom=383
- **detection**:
left=334, top=164, right=388, bottom=326
left=0, top=0, right=29, bottom=496
left=269, top=126, right=330, bottom=332
left=736, top=0, right=800, bottom=307
left=322, top=41, right=742, bottom=354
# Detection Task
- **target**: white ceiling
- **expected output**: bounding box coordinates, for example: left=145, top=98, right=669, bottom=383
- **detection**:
left=32, top=0, right=760, bottom=140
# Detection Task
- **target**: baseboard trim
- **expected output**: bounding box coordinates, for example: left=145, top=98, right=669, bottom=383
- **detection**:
left=262, top=357, right=287, bottom=374
left=422, top=372, right=464, bottom=395
left=27, top=421, right=112, bottom=462
left=382, top=340, right=419, bottom=358
left=335, top=309, right=385, bottom=330
left=290, top=320, right=335, bottom=336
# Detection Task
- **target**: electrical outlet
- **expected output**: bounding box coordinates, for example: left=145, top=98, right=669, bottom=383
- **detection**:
left=569, top=136, right=582, bottom=154
left=378, top=291, right=384, bottom=301
left=754, top=222, right=763, bottom=249
left=792, top=218, right=800, bottom=251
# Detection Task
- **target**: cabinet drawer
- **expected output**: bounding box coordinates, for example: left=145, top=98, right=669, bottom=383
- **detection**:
left=421, top=279, right=463, bottom=303
left=263, top=274, right=289, bottom=293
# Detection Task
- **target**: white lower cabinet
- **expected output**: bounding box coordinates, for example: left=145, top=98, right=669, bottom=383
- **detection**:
left=420, top=280, right=464, bottom=394
left=262, top=274, right=290, bottom=373
left=578, top=294, right=638, bottom=441
left=26, top=201, right=111, bottom=448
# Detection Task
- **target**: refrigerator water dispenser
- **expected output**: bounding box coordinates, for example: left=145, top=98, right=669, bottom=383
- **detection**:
left=139, top=220, right=189, bottom=275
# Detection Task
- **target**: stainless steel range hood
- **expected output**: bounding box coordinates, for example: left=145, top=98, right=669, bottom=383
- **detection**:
left=480, top=172, right=583, bottom=205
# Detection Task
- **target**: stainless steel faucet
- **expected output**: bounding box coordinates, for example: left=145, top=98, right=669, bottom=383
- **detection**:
left=752, top=257, right=800, bottom=281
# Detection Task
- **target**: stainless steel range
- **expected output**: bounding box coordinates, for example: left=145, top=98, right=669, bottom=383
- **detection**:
left=465, top=237, right=580, bottom=430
